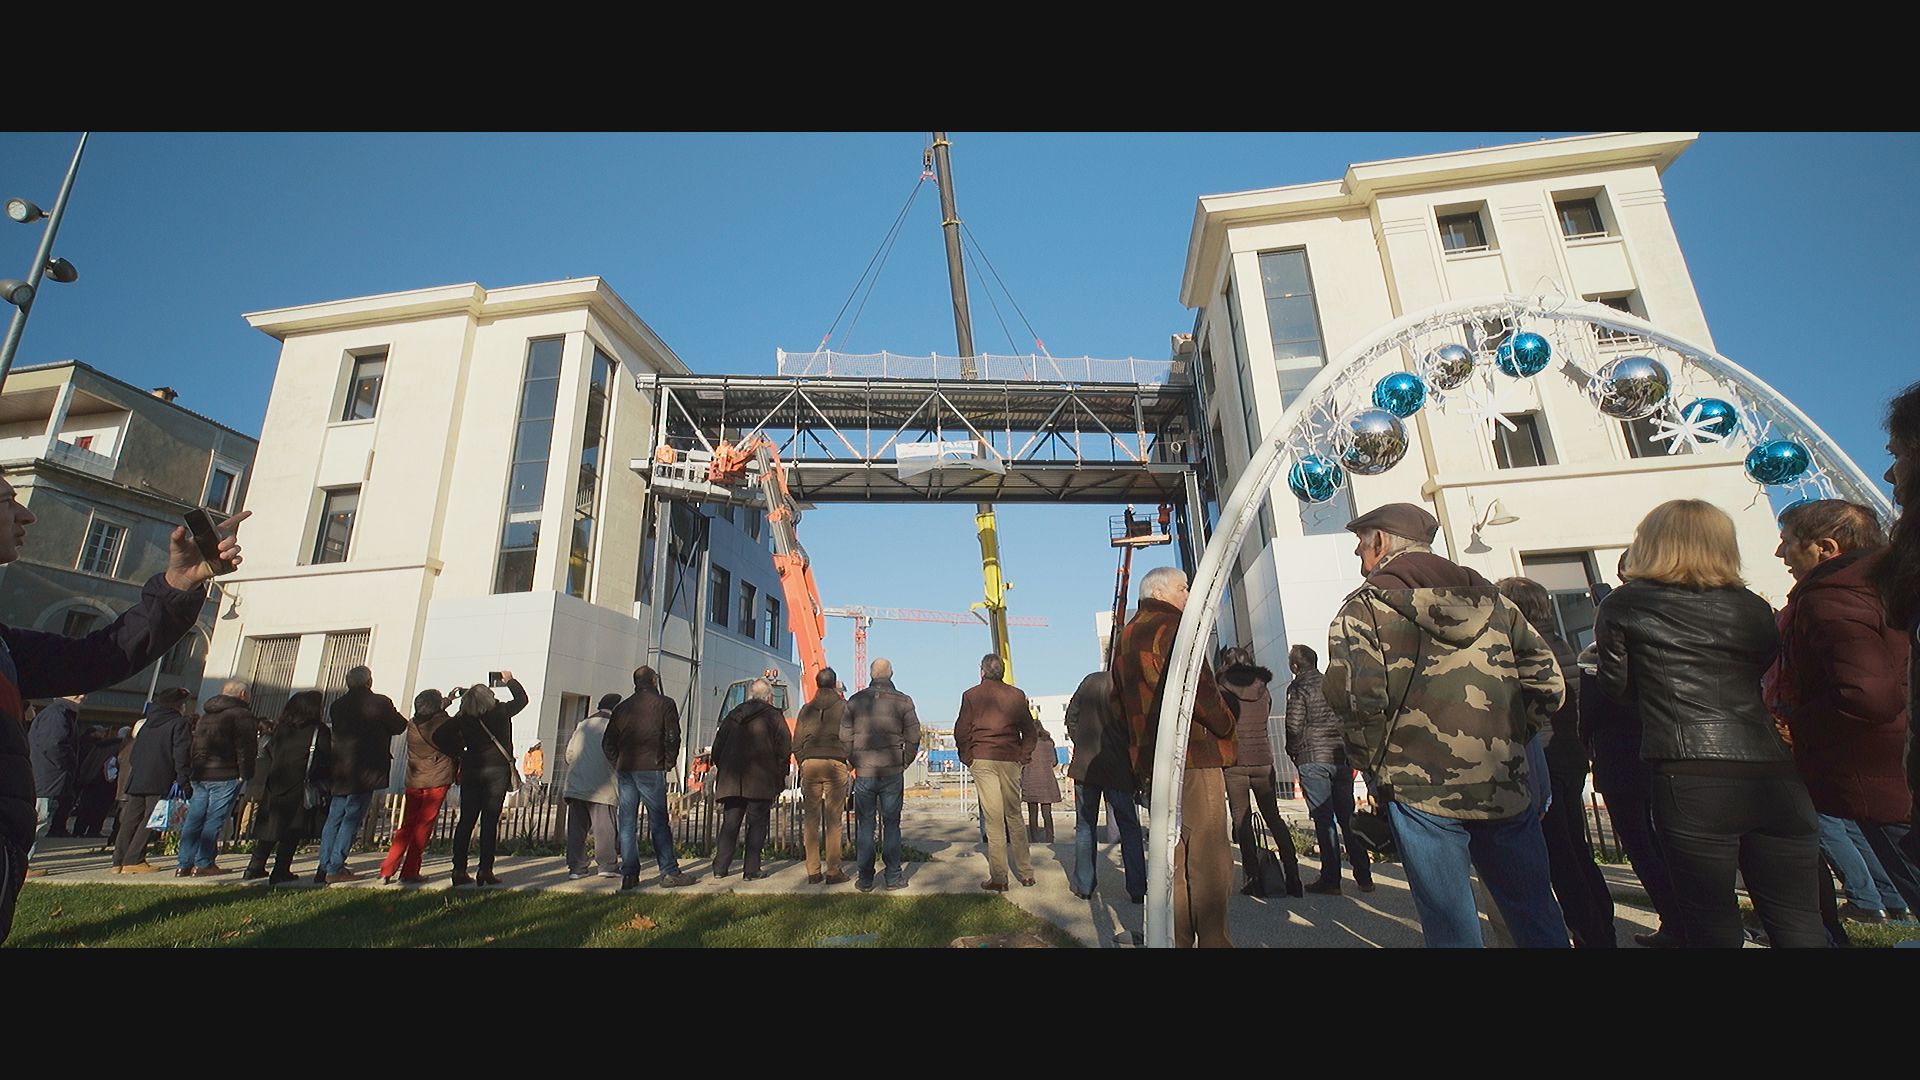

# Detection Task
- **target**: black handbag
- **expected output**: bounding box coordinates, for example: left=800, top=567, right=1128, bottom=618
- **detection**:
left=301, top=727, right=330, bottom=810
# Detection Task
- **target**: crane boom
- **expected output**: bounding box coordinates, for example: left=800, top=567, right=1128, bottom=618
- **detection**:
left=708, top=436, right=830, bottom=702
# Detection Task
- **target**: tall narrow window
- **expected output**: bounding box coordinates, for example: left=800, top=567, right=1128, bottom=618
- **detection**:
left=1259, top=250, right=1326, bottom=365
left=496, top=337, right=564, bottom=594
left=78, top=519, right=126, bottom=575
left=1521, top=553, right=1602, bottom=649
left=240, top=636, right=300, bottom=724
left=341, top=353, right=387, bottom=421
left=312, top=488, right=359, bottom=564
left=317, top=630, right=370, bottom=713
left=763, top=596, right=782, bottom=649
left=569, top=348, right=616, bottom=600
left=1492, top=414, right=1551, bottom=470
left=204, top=465, right=241, bottom=514
left=739, top=581, right=757, bottom=636
left=709, top=564, right=731, bottom=627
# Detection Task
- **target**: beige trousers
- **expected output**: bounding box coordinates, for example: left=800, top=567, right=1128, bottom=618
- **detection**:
left=1174, top=768, right=1233, bottom=948
left=972, top=758, right=1033, bottom=884
left=800, top=759, right=851, bottom=877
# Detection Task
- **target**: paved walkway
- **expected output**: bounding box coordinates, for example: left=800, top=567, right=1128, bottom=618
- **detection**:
left=25, top=798, right=1665, bottom=948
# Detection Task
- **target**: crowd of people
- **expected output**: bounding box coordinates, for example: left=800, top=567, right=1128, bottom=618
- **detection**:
left=4, top=378, right=1916, bottom=951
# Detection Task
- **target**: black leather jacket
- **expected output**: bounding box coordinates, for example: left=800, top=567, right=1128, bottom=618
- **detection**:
left=1593, top=580, right=1789, bottom=765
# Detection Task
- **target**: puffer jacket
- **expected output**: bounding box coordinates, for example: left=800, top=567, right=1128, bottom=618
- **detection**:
left=1218, top=663, right=1274, bottom=769
left=191, top=694, right=258, bottom=782
left=711, top=699, right=791, bottom=802
left=1593, top=579, right=1789, bottom=766
left=793, top=688, right=849, bottom=763
left=1284, top=669, right=1344, bottom=766
left=29, top=699, right=79, bottom=799
left=839, top=678, right=922, bottom=777
left=1776, top=548, right=1911, bottom=823
left=1325, top=548, right=1564, bottom=820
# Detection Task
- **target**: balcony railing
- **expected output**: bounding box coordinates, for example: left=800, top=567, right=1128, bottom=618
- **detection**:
left=0, top=434, right=118, bottom=479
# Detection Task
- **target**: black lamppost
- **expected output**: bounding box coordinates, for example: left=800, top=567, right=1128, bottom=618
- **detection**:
left=1, top=131, right=89, bottom=391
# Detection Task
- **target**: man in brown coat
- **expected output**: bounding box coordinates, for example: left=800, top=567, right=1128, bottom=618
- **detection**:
left=955, top=653, right=1036, bottom=891
left=1109, top=565, right=1237, bottom=947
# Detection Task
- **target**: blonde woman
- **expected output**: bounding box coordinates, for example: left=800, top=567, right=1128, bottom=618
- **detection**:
left=1593, top=499, right=1826, bottom=947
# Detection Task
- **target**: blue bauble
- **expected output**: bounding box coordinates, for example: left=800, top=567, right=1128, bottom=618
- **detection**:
left=1496, top=331, right=1552, bottom=377
left=1682, top=397, right=1740, bottom=440
left=1340, top=408, right=1409, bottom=476
left=1745, top=440, right=1812, bottom=486
left=1287, top=455, right=1346, bottom=504
left=1371, top=372, right=1427, bottom=418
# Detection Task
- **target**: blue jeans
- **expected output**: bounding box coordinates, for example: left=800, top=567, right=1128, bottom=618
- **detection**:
left=616, top=770, right=681, bottom=877
left=29, top=797, right=56, bottom=859
left=317, top=791, right=374, bottom=876
left=1818, top=814, right=1899, bottom=912
left=175, top=778, right=242, bottom=871
left=853, top=772, right=905, bottom=885
left=1857, top=820, right=1920, bottom=913
left=1388, top=800, right=1570, bottom=948
left=1524, top=733, right=1552, bottom=817
left=1072, top=781, right=1145, bottom=900
left=1298, top=762, right=1371, bottom=885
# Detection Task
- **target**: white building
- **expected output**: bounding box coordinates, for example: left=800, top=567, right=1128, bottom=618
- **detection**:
left=1179, top=132, right=1795, bottom=764
left=203, top=278, right=796, bottom=788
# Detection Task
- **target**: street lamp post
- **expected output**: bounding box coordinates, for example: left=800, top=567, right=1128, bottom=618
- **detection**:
left=1, top=131, right=89, bottom=392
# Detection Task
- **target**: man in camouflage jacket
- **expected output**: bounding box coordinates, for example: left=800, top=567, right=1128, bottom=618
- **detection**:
left=1324, top=503, right=1569, bottom=948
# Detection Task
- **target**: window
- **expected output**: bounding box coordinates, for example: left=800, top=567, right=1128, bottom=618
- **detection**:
left=205, top=464, right=242, bottom=514
left=1468, top=317, right=1513, bottom=354
left=317, top=630, right=370, bottom=714
left=61, top=609, right=99, bottom=637
left=1586, top=293, right=1644, bottom=345
left=1521, top=553, right=1602, bottom=649
left=1556, top=197, right=1606, bottom=239
left=1622, top=414, right=1687, bottom=459
left=739, top=581, right=757, bottom=636
left=161, top=631, right=202, bottom=676
left=74, top=435, right=93, bottom=450
left=1259, top=249, right=1328, bottom=364
left=709, top=564, right=731, bottom=627
left=569, top=348, right=616, bottom=600
left=312, top=487, right=359, bottom=564
left=745, top=507, right=763, bottom=542
left=1437, top=210, right=1489, bottom=253
left=77, top=518, right=125, bottom=575
left=1492, top=413, right=1551, bottom=469
left=1225, top=279, right=1258, bottom=458
left=763, top=596, right=781, bottom=649
left=496, top=337, right=564, bottom=594
left=240, top=635, right=300, bottom=724
left=341, top=352, right=387, bottom=422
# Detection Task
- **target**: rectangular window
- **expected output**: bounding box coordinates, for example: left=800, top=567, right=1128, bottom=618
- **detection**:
left=1586, top=293, right=1644, bottom=346
left=496, top=337, right=564, bottom=594
left=739, top=581, right=757, bottom=636
left=763, top=596, right=781, bottom=649
left=1225, top=279, right=1258, bottom=458
left=312, top=487, right=359, bottom=564
left=568, top=347, right=616, bottom=600
left=74, top=435, right=93, bottom=450
left=317, top=630, right=370, bottom=714
left=745, top=507, right=763, bottom=542
left=1258, top=249, right=1327, bottom=363
left=709, top=564, right=731, bottom=627
left=1622, top=415, right=1687, bottom=459
left=1437, top=211, right=1489, bottom=253
left=1493, top=414, right=1551, bottom=470
left=77, top=519, right=125, bottom=575
left=240, top=635, right=301, bottom=724
left=160, top=631, right=199, bottom=676
left=1556, top=197, right=1606, bottom=239
left=1521, top=553, right=1602, bottom=650
left=1469, top=317, right=1514, bottom=354
left=341, top=353, right=387, bottom=422
left=204, top=465, right=241, bottom=514
left=61, top=609, right=99, bottom=637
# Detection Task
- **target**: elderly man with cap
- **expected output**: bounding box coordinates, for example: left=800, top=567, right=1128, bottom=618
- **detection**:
left=1323, top=502, right=1570, bottom=948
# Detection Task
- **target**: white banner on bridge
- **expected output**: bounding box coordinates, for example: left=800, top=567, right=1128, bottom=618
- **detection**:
left=894, top=439, right=1007, bottom=478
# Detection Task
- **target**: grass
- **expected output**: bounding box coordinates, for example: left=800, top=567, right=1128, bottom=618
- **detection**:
left=6, top=883, right=1079, bottom=949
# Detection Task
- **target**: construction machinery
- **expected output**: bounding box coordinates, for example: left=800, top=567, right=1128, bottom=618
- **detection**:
left=823, top=606, right=1049, bottom=690
left=1107, top=504, right=1175, bottom=669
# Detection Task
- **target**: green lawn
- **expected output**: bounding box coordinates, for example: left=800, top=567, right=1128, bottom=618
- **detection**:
left=7, top=884, right=1080, bottom=949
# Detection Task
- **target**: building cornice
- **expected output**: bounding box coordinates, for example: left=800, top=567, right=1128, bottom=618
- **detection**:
left=1178, top=132, right=1698, bottom=308
left=244, top=278, right=693, bottom=375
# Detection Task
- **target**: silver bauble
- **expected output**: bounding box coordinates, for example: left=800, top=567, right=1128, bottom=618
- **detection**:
left=1423, top=343, right=1475, bottom=391
left=1592, top=355, right=1672, bottom=421
left=1340, top=408, right=1410, bottom=476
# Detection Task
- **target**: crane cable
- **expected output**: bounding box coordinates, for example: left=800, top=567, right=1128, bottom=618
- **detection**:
left=814, top=161, right=932, bottom=357
left=961, top=220, right=1052, bottom=358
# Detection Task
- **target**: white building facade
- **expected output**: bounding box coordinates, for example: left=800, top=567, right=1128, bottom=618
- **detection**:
left=203, top=279, right=796, bottom=790
left=1179, top=132, right=1796, bottom=767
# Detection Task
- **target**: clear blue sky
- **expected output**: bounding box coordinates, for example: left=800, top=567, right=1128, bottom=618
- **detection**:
left=4, top=131, right=1914, bottom=724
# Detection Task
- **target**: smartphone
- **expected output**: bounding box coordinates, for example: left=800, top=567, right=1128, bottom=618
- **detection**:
left=488, top=671, right=506, bottom=687
left=182, top=508, right=236, bottom=576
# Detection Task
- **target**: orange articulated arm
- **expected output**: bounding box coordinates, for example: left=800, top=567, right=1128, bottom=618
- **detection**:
left=754, top=440, right=830, bottom=703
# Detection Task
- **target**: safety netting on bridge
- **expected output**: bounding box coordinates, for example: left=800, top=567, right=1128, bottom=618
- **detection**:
left=776, top=349, right=1183, bottom=385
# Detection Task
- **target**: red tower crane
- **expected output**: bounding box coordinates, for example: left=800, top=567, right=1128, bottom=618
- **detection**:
left=823, top=606, right=1049, bottom=690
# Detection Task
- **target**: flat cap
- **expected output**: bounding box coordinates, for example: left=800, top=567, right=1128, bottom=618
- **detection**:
left=1344, top=502, right=1439, bottom=544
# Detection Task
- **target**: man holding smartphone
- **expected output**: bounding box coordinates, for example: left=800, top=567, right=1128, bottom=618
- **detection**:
left=0, top=478, right=248, bottom=941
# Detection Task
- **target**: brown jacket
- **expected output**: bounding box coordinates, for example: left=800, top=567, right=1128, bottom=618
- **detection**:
left=954, top=678, right=1035, bottom=766
left=1109, top=597, right=1236, bottom=785
left=403, top=710, right=457, bottom=790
